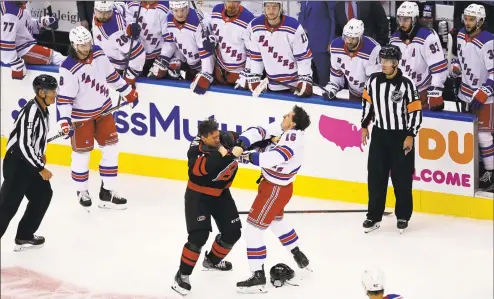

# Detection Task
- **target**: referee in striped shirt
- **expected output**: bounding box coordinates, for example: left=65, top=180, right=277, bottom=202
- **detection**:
left=360, top=44, right=423, bottom=234
left=0, top=74, right=57, bottom=251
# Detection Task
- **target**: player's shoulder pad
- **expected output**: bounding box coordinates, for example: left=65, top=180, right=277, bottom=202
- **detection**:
left=476, top=30, right=494, bottom=45
left=99, top=10, right=126, bottom=36
left=239, top=6, right=255, bottom=23
left=251, top=15, right=265, bottom=28
left=127, top=1, right=141, bottom=10
left=416, top=26, right=434, bottom=40
left=186, top=8, right=201, bottom=27
left=167, top=11, right=174, bottom=22
left=60, top=56, right=82, bottom=74
left=361, top=36, right=379, bottom=55
left=330, top=37, right=345, bottom=52
left=212, top=3, right=223, bottom=14
left=0, top=1, right=24, bottom=19
left=281, top=15, right=300, bottom=33
left=157, top=1, right=169, bottom=13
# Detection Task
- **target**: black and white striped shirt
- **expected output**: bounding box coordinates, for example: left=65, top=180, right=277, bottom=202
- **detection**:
left=6, top=99, right=50, bottom=171
left=361, top=69, right=423, bottom=137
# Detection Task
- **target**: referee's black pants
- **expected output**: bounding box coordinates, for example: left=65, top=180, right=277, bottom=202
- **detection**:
left=0, top=149, right=52, bottom=240
left=367, top=127, right=414, bottom=222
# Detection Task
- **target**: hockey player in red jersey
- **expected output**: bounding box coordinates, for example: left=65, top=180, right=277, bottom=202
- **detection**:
left=362, top=268, right=403, bottom=299
left=451, top=4, right=494, bottom=192
left=0, top=1, right=66, bottom=80
left=57, top=26, right=139, bottom=210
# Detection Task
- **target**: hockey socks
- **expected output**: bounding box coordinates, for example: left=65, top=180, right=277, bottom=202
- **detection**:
left=179, top=242, right=201, bottom=275
left=270, top=219, right=300, bottom=251
left=479, top=132, right=494, bottom=170
left=245, top=223, right=267, bottom=272
left=206, top=235, right=233, bottom=265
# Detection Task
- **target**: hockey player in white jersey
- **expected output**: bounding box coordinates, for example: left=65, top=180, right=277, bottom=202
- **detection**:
left=390, top=1, right=448, bottom=111
left=209, top=1, right=254, bottom=86
left=362, top=268, right=403, bottom=299
left=231, top=106, right=312, bottom=293
left=0, top=1, right=65, bottom=80
left=451, top=4, right=494, bottom=192
left=57, top=26, right=139, bottom=210
left=327, top=18, right=381, bottom=102
left=243, top=1, right=313, bottom=97
left=148, top=1, right=215, bottom=95
left=126, top=1, right=170, bottom=75
left=92, top=1, right=145, bottom=88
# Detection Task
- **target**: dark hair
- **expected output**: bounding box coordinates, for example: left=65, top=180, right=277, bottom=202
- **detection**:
left=198, top=119, right=219, bottom=137
left=292, top=105, right=311, bottom=131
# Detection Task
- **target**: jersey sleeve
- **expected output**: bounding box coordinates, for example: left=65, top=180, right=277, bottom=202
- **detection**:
left=423, top=33, right=448, bottom=91
left=101, top=52, right=132, bottom=96
left=292, top=25, right=312, bottom=77
left=160, top=28, right=177, bottom=63
left=404, top=79, right=423, bottom=137
left=329, top=44, right=345, bottom=90
left=238, top=122, right=283, bottom=148
left=361, top=76, right=375, bottom=129
left=57, top=67, right=79, bottom=120
left=248, top=31, right=265, bottom=75
left=241, top=22, right=252, bottom=70
left=365, top=44, right=382, bottom=76
left=0, top=13, right=20, bottom=65
left=195, top=22, right=214, bottom=75
left=480, top=39, right=494, bottom=96
left=249, top=131, right=300, bottom=168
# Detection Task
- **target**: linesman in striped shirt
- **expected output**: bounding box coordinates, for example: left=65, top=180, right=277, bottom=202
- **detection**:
left=360, top=44, right=423, bottom=234
left=0, top=74, right=57, bottom=251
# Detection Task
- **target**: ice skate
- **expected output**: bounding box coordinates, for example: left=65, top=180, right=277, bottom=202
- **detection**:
left=98, top=183, right=127, bottom=210
left=291, top=246, right=312, bottom=271
left=237, top=266, right=268, bottom=294
left=171, top=270, right=191, bottom=296
left=14, top=235, right=45, bottom=252
left=77, top=190, right=92, bottom=212
left=363, top=219, right=380, bottom=233
left=397, top=219, right=408, bottom=234
left=479, top=170, right=493, bottom=192
left=202, top=251, right=232, bottom=271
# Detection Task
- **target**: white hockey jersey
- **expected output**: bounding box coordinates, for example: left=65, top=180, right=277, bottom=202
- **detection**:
left=456, top=28, right=494, bottom=105
left=0, top=1, right=42, bottom=64
left=239, top=123, right=303, bottom=186
left=92, top=8, right=145, bottom=74
left=390, top=27, right=448, bottom=92
left=160, top=8, right=214, bottom=74
left=249, top=15, right=312, bottom=91
left=57, top=45, right=132, bottom=122
left=210, top=3, right=254, bottom=73
left=126, top=1, right=169, bottom=60
left=330, top=36, right=381, bottom=97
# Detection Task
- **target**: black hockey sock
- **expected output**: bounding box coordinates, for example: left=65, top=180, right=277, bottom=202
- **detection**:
left=207, top=236, right=233, bottom=265
left=180, top=242, right=201, bottom=275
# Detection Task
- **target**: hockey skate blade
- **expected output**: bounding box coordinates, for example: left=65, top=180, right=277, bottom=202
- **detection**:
left=14, top=243, right=44, bottom=252
left=201, top=267, right=232, bottom=271
left=171, top=283, right=189, bottom=296
left=364, top=223, right=380, bottom=234
left=236, top=285, right=268, bottom=294
left=98, top=201, right=127, bottom=210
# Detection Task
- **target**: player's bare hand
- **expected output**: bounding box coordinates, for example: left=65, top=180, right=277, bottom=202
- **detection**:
left=39, top=168, right=53, bottom=181
left=232, top=146, right=244, bottom=157
left=219, top=146, right=228, bottom=157
left=361, top=128, right=369, bottom=146
left=403, top=136, right=414, bottom=155
left=271, top=136, right=280, bottom=144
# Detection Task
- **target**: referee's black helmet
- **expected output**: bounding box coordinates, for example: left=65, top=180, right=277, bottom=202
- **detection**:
left=33, top=74, right=58, bottom=93
left=379, top=44, right=402, bottom=61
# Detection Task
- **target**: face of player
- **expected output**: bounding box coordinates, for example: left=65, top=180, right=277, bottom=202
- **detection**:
left=38, top=89, right=57, bottom=105
left=73, top=42, right=92, bottom=60
left=264, top=3, right=281, bottom=21
left=94, top=9, right=113, bottom=23
left=464, top=15, right=481, bottom=34
left=381, top=58, right=398, bottom=75
left=201, top=130, right=221, bottom=148
left=173, top=7, right=189, bottom=22
left=224, top=1, right=241, bottom=16
left=281, top=111, right=296, bottom=131
left=344, top=36, right=360, bottom=51
left=397, top=16, right=413, bottom=32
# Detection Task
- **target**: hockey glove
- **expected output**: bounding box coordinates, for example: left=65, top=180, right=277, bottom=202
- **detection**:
left=247, top=74, right=262, bottom=92
left=39, top=15, right=59, bottom=29
left=124, top=68, right=140, bottom=88
left=450, top=58, right=462, bottom=79
left=58, top=118, right=74, bottom=139
left=148, top=57, right=168, bottom=79
left=294, top=75, right=313, bottom=97
left=322, top=82, right=339, bottom=100
left=191, top=73, right=213, bottom=95
left=124, top=89, right=139, bottom=108
left=126, top=23, right=141, bottom=39
left=427, top=87, right=444, bottom=111
left=220, top=131, right=239, bottom=149
left=470, top=86, right=491, bottom=110
left=11, top=58, right=26, bottom=80
left=234, top=69, right=250, bottom=89
left=168, top=58, right=183, bottom=79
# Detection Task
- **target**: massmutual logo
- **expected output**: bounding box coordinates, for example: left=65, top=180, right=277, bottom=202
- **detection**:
left=11, top=98, right=28, bottom=120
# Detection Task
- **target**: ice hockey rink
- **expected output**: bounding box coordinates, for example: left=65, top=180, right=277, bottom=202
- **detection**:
left=1, top=164, right=493, bottom=299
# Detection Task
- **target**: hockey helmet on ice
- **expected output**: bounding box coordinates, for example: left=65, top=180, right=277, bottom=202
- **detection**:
left=379, top=44, right=402, bottom=62
left=343, top=18, right=365, bottom=38
left=69, top=26, right=93, bottom=45
left=270, top=263, right=295, bottom=287
left=33, top=74, right=58, bottom=93
left=361, top=268, right=385, bottom=292
left=94, top=1, right=115, bottom=12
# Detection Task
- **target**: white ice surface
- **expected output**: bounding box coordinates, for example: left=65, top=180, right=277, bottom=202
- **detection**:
left=1, top=164, right=493, bottom=299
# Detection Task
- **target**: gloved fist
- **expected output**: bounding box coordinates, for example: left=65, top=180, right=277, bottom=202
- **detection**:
left=40, top=15, right=58, bottom=29
left=246, top=74, right=262, bottom=92
left=167, top=58, right=183, bottom=79
left=148, top=57, right=168, bottom=79
left=126, top=23, right=141, bottom=39
left=11, top=58, right=26, bottom=80
left=220, top=131, right=239, bottom=149
left=322, top=82, right=338, bottom=100
left=294, top=75, right=313, bottom=97
left=427, top=87, right=444, bottom=111
left=124, top=68, right=139, bottom=88
left=450, top=58, right=461, bottom=78
left=124, top=89, right=139, bottom=108
left=190, top=72, right=213, bottom=95
left=470, top=86, right=491, bottom=110
left=235, top=69, right=250, bottom=89
left=58, top=118, right=74, bottom=139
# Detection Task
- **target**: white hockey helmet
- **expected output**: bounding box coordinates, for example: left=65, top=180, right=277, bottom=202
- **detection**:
left=464, top=4, right=486, bottom=22
left=343, top=18, right=365, bottom=38
left=397, top=1, right=420, bottom=19
left=69, top=26, right=93, bottom=45
left=361, top=268, right=385, bottom=292
left=94, top=1, right=114, bottom=12
left=169, top=1, right=189, bottom=9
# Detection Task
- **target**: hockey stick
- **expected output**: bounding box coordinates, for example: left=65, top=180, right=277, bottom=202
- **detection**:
left=239, top=210, right=393, bottom=215
left=116, top=2, right=143, bottom=109
left=44, top=2, right=57, bottom=50
left=252, top=77, right=332, bottom=99
left=47, top=103, right=128, bottom=143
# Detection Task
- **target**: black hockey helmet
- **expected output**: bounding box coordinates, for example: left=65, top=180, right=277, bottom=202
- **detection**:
left=270, top=263, right=295, bottom=288
left=379, top=44, right=402, bottom=61
left=33, top=74, right=58, bottom=94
